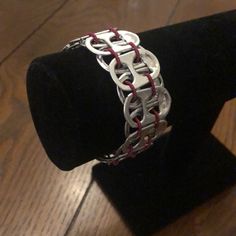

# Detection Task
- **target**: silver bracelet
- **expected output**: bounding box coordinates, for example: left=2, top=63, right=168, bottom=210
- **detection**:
left=63, top=28, right=171, bottom=165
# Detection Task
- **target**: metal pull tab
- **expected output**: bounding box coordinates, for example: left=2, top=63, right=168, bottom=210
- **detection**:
left=85, top=30, right=140, bottom=55
left=124, top=86, right=171, bottom=128
left=109, top=47, right=160, bottom=91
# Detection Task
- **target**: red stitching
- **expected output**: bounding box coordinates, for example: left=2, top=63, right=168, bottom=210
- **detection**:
left=151, top=109, right=160, bottom=130
left=108, top=27, right=121, bottom=40
left=87, top=32, right=99, bottom=44
left=134, top=117, right=142, bottom=138
left=111, top=159, right=119, bottom=166
left=128, top=42, right=141, bottom=62
left=145, top=73, right=156, bottom=96
left=123, top=80, right=137, bottom=98
left=105, top=48, right=121, bottom=68
left=127, top=145, right=135, bottom=158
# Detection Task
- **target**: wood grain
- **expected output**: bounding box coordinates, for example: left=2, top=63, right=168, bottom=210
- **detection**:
left=0, top=0, right=66, bottom=63
left=212, top=99, right=236, bottom=154
left=67, top=181, right=132, bottom=236
left=169, top=0, right=236, bottom=24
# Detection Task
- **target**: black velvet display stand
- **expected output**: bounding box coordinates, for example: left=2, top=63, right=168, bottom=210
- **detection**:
left=27, top=11, right=236, bottom=235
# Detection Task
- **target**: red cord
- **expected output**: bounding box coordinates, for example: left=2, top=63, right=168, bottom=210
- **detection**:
left=145, top=73, right=156, bottom=96
left=111, top=159, right=119, bottom=166
left=108, top=27, right=121, bottom=40
left=134, top=117, right=142, bottom=138
left=105, top=47, right=122, bottom=68
left=128, top=42, right=141, bottom=62
left=151, top=109, right=160, bottom=130
left=87, top=32, right=99, bottom=44
left=127, top=145, right=135, bottom=158
left=123, top=80, right=137, bottom=98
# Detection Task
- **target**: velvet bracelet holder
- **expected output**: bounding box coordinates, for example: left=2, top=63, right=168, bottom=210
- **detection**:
left=27, top=10, right=236, bottom=171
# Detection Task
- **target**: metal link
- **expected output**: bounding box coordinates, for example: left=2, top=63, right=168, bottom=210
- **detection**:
left=85, top=30, right=140, bottom=55
left=124, top=86, right=171, bottom=124
left=63, top=29, right=119, bottom=50
left=124, top=87, right=159, bottom=128
left=63, top=29, right=171, bottom=165
left=96, top=53, right=149, bottom=73
left=123, top=120, right=168, bottom=152
left=100, top=121, right=171, bottom=164
left=109, top=47, right=160, bottom=91
left=117, top=74, right=164, bottom=106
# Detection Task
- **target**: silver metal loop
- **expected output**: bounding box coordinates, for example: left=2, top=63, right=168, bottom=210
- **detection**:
left=85, top=30, right=140, bottom=55
left=109, top=47, right=160, bottom=91
left=100, top=121, right=171, bottom=164
left=124, top=87, right=159, bottom=128
left=96, top=53, right=149, bottom=73
left=117, top=74, right=164, bottom=105
left=63, top=29, right=111, bottom=50
left=122, top=120, right=168, bottom=153
left=158, top=86, right=172, bottom=119
left=123, top=86, right=171, bottom=128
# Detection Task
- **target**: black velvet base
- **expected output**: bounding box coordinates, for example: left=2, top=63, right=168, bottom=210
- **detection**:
left=93, top=133, right=236, bottom=236
left=27, top=10, right=236, bottom=170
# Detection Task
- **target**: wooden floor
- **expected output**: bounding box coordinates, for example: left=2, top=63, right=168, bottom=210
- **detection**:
left=0, top=1, right=236, bottom=235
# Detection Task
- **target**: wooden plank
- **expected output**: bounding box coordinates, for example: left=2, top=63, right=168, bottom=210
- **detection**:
left=0, top=0, right=65, bottom=62
left=66, top=181, right=132, bottom=236
left=67, top=1, right=236, bottom=235
left=18, top=0, right=178, bottom=56
left=212, top=99, right=236, bottom=154
left=168, top=0, right=236, bottom=24
left=0, top=0, right=177, bottom=235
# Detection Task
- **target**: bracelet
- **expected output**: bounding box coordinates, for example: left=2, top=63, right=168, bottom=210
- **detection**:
left=63, top=28, right=171, bottom=165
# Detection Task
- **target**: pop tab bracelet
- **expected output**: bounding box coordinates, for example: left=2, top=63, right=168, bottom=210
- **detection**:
left=63, top=27, right=171, bottom=165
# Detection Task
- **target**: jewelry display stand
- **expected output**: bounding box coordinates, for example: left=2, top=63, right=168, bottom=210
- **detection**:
left=27, top=10, right=235, bottom=170
left=91, top=11, right=236, bottom=235
left=27, top=10, right=236, bottom=234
